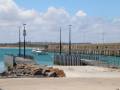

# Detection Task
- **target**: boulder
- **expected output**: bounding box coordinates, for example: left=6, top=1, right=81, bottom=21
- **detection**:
left=48, top=68, right=65, bottom=77
left=0, top=71, right=8, bottom=76
left=47, top=72, right=57, bottom=77
left=42, top=69, right=50, bottom=75
left=32, top=68, right=43, bottom=75
left=1, top=64, right=65, bottom=78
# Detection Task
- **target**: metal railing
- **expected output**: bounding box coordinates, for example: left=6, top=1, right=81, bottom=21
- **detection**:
left=54, top=53, right=120, bottom=68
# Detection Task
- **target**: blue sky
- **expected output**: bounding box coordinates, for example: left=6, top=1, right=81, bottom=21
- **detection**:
left=15, top=0, right=120, bottom=18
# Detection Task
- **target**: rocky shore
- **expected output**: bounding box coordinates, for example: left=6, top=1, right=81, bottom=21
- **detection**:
left=0, top=64, right=65, bottom=78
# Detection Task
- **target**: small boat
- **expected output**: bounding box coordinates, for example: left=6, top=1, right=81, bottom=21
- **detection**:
left=32, top=48, right=48, bottom=55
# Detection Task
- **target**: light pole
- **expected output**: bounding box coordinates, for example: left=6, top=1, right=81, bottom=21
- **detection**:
left=23, top=24, right=26, bottom=58
left=69, top=25, right=72, bottom=55
left=19, top=26, right=21, bottom=57
left=59, top=27, right=62, bottom=55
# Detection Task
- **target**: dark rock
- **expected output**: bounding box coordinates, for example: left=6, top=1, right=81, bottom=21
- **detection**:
left=47, top=72, right=57, bottom=77
left=42, top=69, right=50, bottom=75
left=0, top=71, right=8, bottom=76
left=32, top=68, right=43, bottom=75
left=48, top=68, right=65, bottom=77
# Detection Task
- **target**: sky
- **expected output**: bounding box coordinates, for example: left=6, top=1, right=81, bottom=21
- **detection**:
left=14, top=0, right=120, bottom=18
left=0, top=0, right=120, bottom=43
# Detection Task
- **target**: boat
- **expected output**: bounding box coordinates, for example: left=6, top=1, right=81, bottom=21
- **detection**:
left=32, top=48, right=48, bottom=55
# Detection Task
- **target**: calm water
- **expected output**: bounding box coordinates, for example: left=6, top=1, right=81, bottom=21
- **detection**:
left=78, top=54, right=120, bottom=66
left=0, top=48, right=54, bottom=73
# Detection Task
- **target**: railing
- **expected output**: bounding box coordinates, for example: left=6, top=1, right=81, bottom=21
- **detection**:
left=54, top=53, right=120, bottom=68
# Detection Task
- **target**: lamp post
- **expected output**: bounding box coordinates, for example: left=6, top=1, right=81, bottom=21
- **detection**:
left=59, top=27, right=62, bottom=55
left=23, top=24, right=26, bottom=58
left=19, top=26, right=21, bottom=57
left=69, top=25, right=72, bottom=55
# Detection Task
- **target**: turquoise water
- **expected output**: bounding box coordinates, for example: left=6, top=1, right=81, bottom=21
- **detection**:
left=0, top=48, right=54, bottom=73
left=78, top=54, right=120, bottom=66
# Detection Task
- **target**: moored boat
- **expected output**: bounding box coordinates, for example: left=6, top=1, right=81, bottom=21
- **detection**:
left=32, top=48, right=48, bottom=55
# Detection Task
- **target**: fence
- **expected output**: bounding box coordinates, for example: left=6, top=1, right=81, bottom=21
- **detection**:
left=54, top=53, right=120, bottom=68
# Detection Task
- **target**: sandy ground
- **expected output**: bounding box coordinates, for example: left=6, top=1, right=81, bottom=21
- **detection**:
left=54, top=66, right=120, bottom=78
left=0, top=66, right=120, bottom=90
left=0, top=78, right=120, bottom=90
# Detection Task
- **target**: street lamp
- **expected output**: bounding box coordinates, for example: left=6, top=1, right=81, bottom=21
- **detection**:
left=23, top=24, right=26, bottom=58
left=59, top=27, right=62, bottom=55
left=19, top=26, right=21, bottom=57
left=69, top=25, right=72, bottom=55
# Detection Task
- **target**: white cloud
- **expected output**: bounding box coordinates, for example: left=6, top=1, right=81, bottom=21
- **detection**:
left=76, top=10, right=87, bottom=17
left=0, top=0, right=120, bottom=43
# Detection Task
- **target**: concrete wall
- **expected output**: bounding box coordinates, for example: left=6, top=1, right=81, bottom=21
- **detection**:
left=4, top=55, right=14, bottom=68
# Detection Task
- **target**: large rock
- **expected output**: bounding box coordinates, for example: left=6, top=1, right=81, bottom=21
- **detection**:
left=47, top=72, right=57, bottom=77
left=0, top=71, right=8, bottom=76
left=32, top=68, right=43, bottom=75
left=1, top=64, right=65, bottom=78
left=47, top=67, right=65, bottom=77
